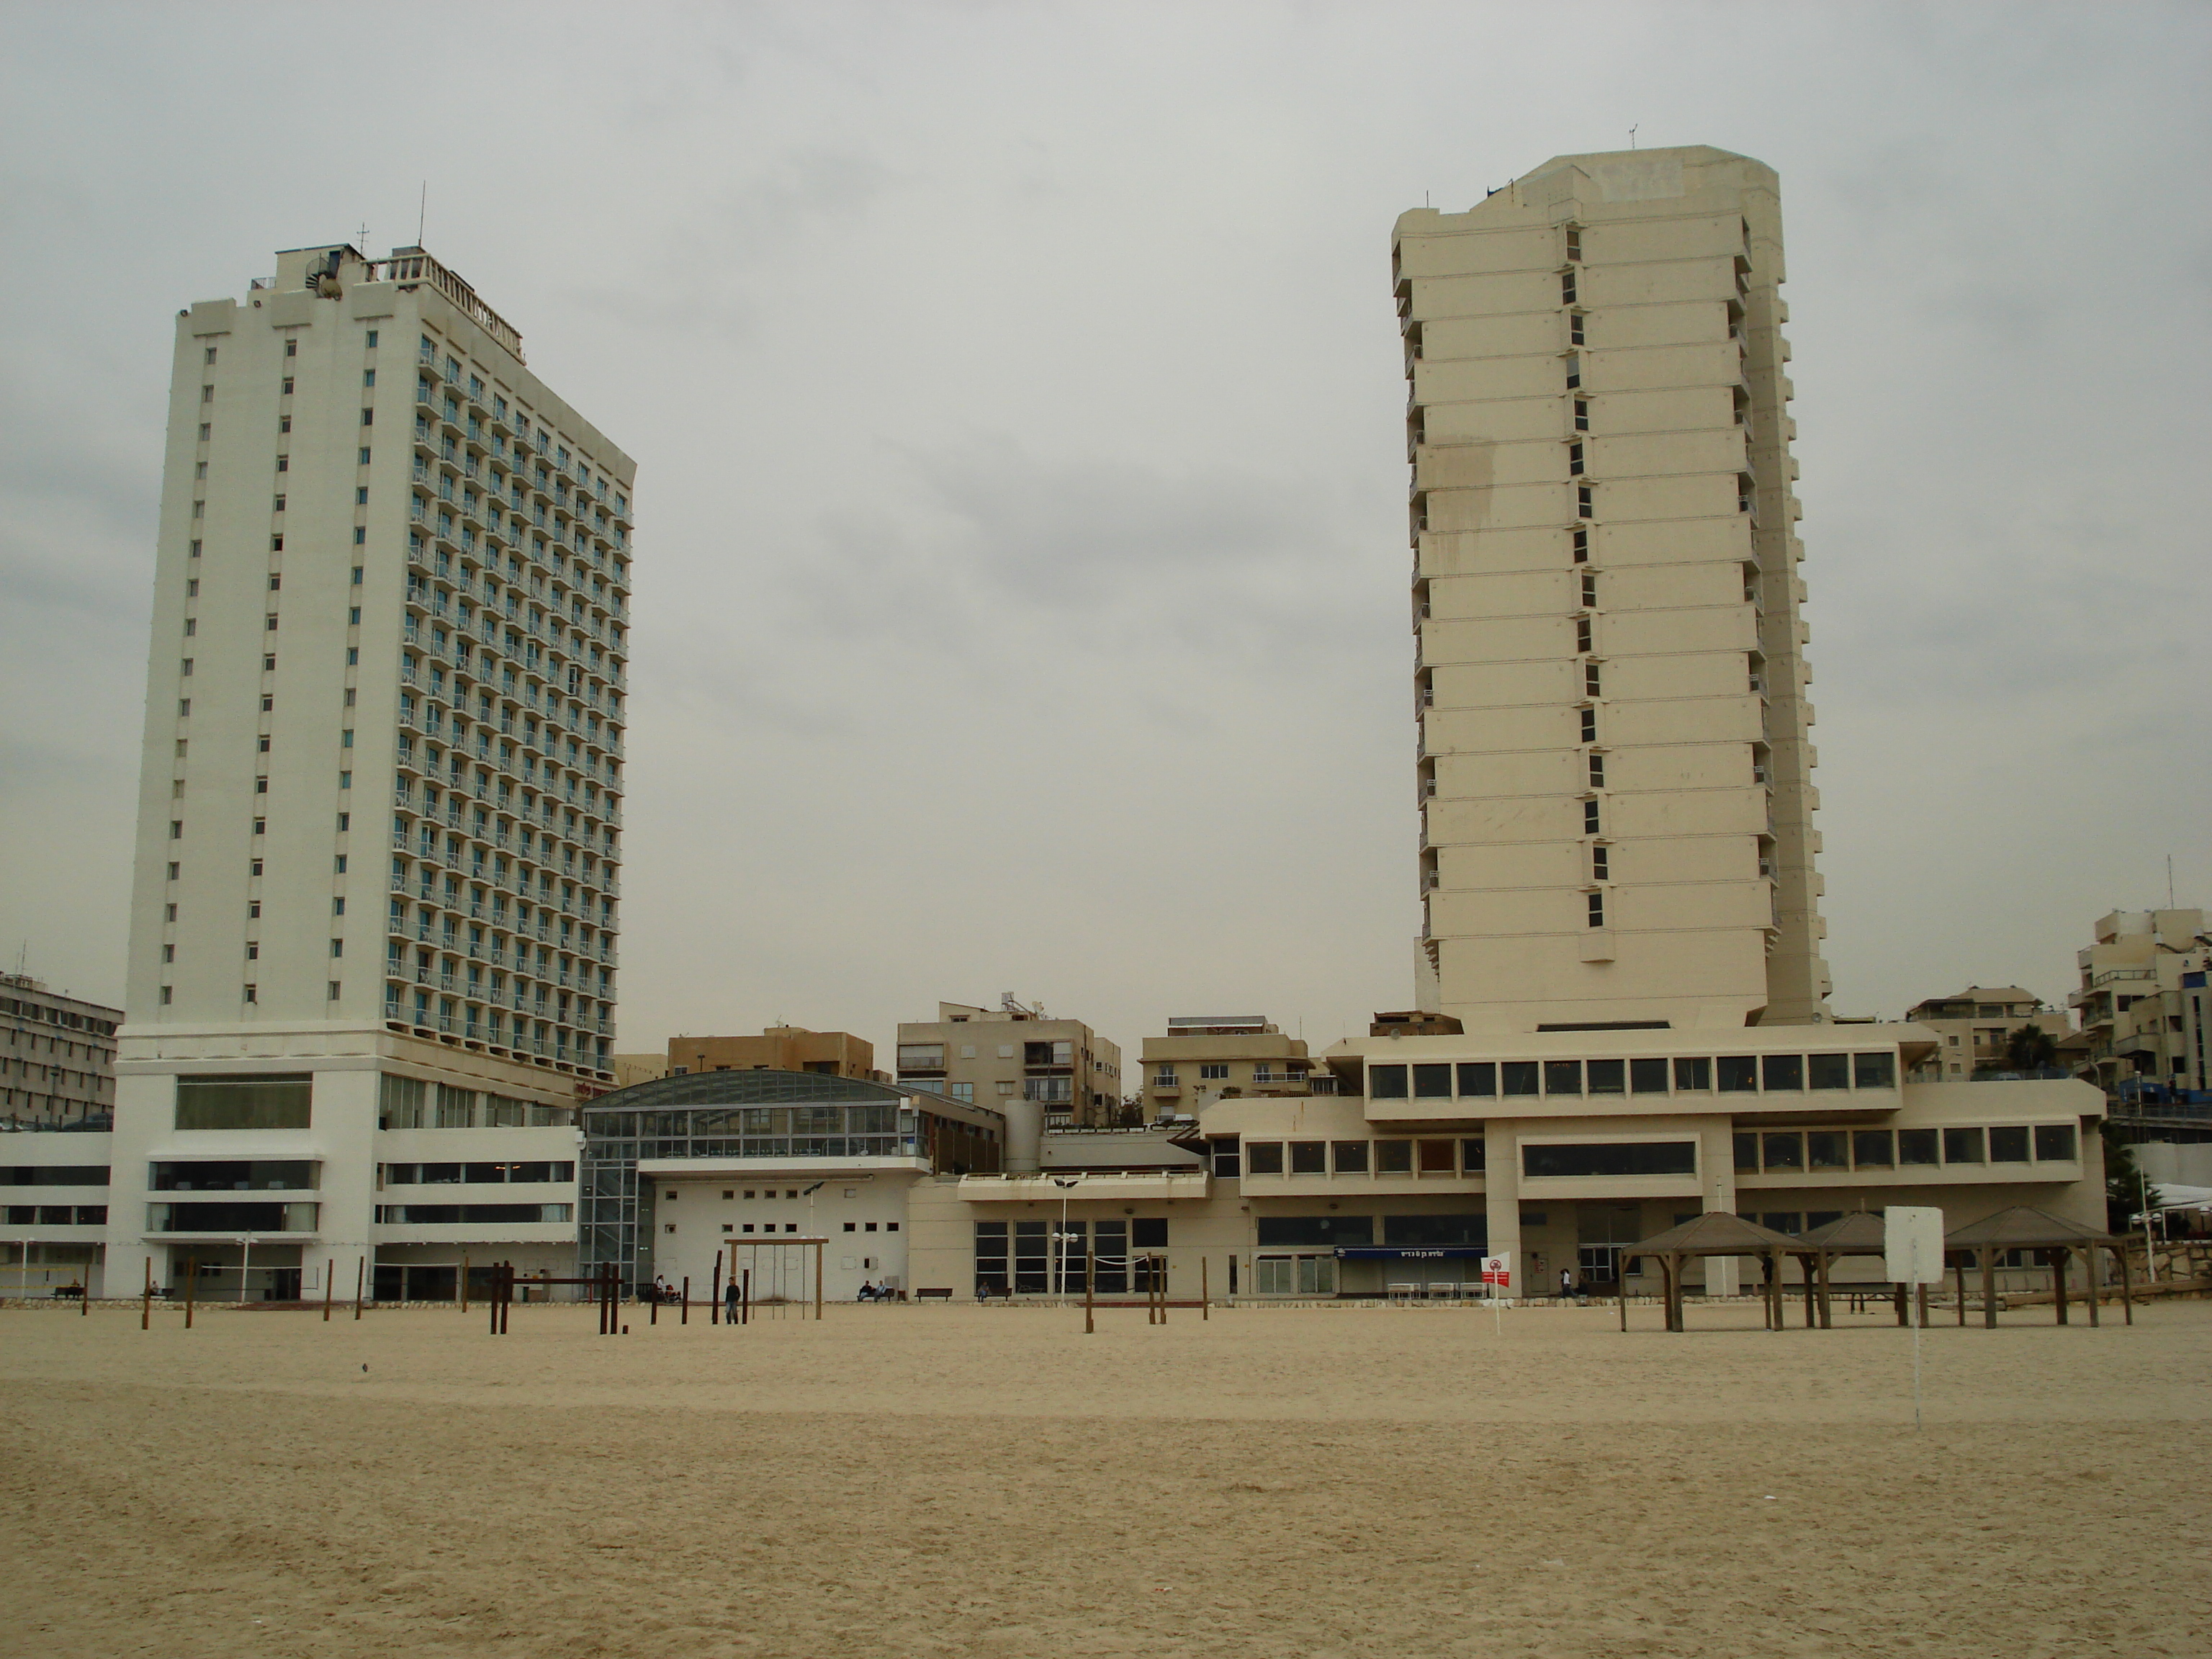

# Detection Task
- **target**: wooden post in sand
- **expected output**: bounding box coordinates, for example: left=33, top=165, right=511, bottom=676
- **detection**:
left=354, top=1255, right=365, bottom=1321
left=681, top=1276, right=690, bottom=1326
left=742, top=1267, right=750, bottom=1327
left=184, top=1257, right=197, bottom=1329
left=1981, top=1246, right=1998, bottom=1330
left=460, top=1254, right=469, bottom=1314
left=1084, top=1248, right=1094, bottom=1335
left=143, top=1256, right=153, bottom=1331
left=323, top=1255, right=334, bottom=1322
left=1954, top=1260, right=1966, bottom=1326
left=1916, top=1284, right=1930, bottom=1329
left=1201, top=1257, right=1209, bottom=1321
left=711, top=1251, right=722, bottom=1326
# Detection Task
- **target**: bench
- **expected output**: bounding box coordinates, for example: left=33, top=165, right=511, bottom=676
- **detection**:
left=914, top=1287, right=954, bottom=1300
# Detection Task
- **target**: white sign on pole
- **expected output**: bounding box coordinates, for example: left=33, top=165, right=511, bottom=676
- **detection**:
left=1884, top=1206, right=1946, bottom=1285
left=1480, top=1253, right=1512, bottom=1292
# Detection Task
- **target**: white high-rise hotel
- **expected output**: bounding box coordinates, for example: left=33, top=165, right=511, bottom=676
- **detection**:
left=104, top=244, right=631, bottom=1300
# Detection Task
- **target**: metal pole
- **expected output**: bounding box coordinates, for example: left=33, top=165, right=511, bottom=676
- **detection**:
left=815, top=1241, right=823, bottom=1321
left=354, top=1254, right=365, bottom=1320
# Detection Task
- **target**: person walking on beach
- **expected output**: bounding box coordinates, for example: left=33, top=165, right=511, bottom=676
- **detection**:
left=724, top=1278, right=741, bottom=1322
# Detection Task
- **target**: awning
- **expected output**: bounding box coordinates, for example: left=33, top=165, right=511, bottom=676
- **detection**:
left=1333, top=1246, right=1488, bottom=1260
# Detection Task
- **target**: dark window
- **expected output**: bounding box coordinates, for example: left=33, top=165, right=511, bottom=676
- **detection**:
left=1208, top=1137, right=1241, bottom=1178
left=0, top=1166, right=109, bottom=1187
left=1523, top=1141, right=1697, bottom=1179
left=1412, top=1063, right=1452, bottom=1099
left=1581, top=707, right=1598, bottom=742
left=2033, top=1123, right=2077, bottom=1161
left=175, top=1074, right=311, bottom=1131
left=1583, top=799, right=1601, bottom=834
left=1852, top=1130, right=1894, bottom=1169
left=1501, top=1061, right=1539, bottom=1097
left=152, top=1161, right=314, bottom=1191
left=1808, top=1053, right=1850, bottom=1090
left=1130, top=1218, right=1168, bottom=1248
left=1898, top=1129, right=1939, bottom=1166
left=1369, top=1064, right=1408, bottom=1100
left=1254, top=1215, right=1370, bottom=1247
left=1762, top=1053, right=1803, bottom=1092
left=1245, top=1142, right=1284, bottom=1175
left=1545, top=1060, right=1583, bottom=1096
left=1586, top=891, right=1606, bottom=928
left=1733, top=1133, right=1758, bottom=1172
left=1761, top=1132, right=1804, bottom=1172
left=1586, top=1058, right=1625, bottom=1095
left=1331, top=1141, right=1369, bottom=1174
left=1673, top=1057, right=1711, bottom=1091
left=1383, top=1214, right=1487, bottom=1247
left=1457, top=1062, right=1496, bottom=1097
left=1758, top=1213, right=1802, bottom=1236
left=1376, top=1140, right=1413, bottom=1174
left=1988, top=1126, right=2031, bottom=1164
left=1853, top=1052, right=1896, bottom=1089
left=1460, top=1138, right=1485, bottom=1172
left=1630, top=1058, right=1670, bottom=1094
left=1417, top=1139, right=1456, bottom=1173
left=1289, top=1141, right=1327, bottom=1175
left=1717, top=1056, right=1759, bottom=1092
left=1806, top=1131, right=1848, bottom=1170
left=1942, top=1127, right=1986, bottom=1164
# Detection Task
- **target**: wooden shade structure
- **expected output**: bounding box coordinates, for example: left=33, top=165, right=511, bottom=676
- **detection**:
left=1943, top=1207, right=2131, bottom=1328
left=1789, top=1210, right=1904, bottom=1331
left=1617, top=1211, right=1800, bottom=1333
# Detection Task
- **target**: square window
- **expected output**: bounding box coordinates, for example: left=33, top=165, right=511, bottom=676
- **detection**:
left=1544, top=1059, right=1582, bottom=1095
left=1501, top=1061, right=1539, bottom=1097
left=1368, top=1064, right=1408, bottom=1099
left=1942, top=1127, right=1985, bottom=1164
left=1457, top=1061, right=1496, bottom=1096
left=1586, top=1058, right=1625, bottom=1094
left=1376, top=1139, right=1413, bottom=1174
left=1734, top=1132, right=1758, bottom=1172
left=1761, top=1053, right=1803, bottom=1092
left=1988, top=1125, right=2031, bottom=1163
left=1245, top=1142, right=1284, bottom=1175
left=1290, top=1141, right=1326, bottom=1174
left=1808, top=1053, right=1850, bottom=1090
left=1412, top=1063, right=1452, bottom=1098
left=1630, top=1057, right=1669, bottom=1094
left=1807, top=1131, right=1848, bottom=1170
left=1761, top=1132, right=1804, bottom=1172
left=1897, top=1128, right=1939, bottom=1166
left=1332, top=1140, right=1369, bottom=1174
left=1717, top=1056, right=1759, bottom=1092
left=1853, top=1052, right=1896, bottom=1089
left=842, top=1221, right=856, bottom=1232
left=1851, top=1130, right=1893, bottom=1168
left=2033, top=1123, right=2077, bottom=1161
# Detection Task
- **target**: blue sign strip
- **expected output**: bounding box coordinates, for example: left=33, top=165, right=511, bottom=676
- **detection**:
left=1333, top=1246, right=1488, bottom=1260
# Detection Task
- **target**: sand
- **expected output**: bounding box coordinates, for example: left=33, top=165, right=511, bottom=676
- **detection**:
left=1, top=1297, right=2207, bottom=1659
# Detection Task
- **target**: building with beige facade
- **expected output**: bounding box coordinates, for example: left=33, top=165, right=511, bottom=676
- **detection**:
left=22, top=243, right=633, bottom=1300
left=667, top=1026, right=879, bottom=1081
left=1140, top=1015, right=1318, bottom=1120
left=1, top=976, right=122, bottom=1132
left=1903, top=986, right=2067, bottom=1081
left=2069, top=910, right=2209, bottom=1101
left=1398, top=145, right=1826, bottom=1033
left=894, top=998, right=1124, bottom=1142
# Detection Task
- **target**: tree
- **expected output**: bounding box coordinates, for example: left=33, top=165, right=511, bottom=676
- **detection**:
left=2005, top=1023, right=2057, bottom=1074
left=2100, top=1117, right=2146, bottom=1234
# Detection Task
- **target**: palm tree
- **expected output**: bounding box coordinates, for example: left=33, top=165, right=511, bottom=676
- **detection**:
left=2005, top=1023, right=2056, bottom=1074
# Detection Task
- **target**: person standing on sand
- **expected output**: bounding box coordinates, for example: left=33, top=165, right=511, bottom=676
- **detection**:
left=724, top=1279, right=741, bottom=1321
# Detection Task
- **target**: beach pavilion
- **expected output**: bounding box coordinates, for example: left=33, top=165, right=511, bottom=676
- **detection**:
left=1943, top=1205, right=2132, bottom=1328
left=1617, top=1211, right=1799, bottom=1333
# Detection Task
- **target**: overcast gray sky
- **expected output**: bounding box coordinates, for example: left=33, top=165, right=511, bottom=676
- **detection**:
left=2, top=1, right=2206, bottom=1059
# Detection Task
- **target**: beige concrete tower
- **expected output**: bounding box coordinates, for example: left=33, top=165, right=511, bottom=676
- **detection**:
left=1396, top=146, right=1828, bottom=1033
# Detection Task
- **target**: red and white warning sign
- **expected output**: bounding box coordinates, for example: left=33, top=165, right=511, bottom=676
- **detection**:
left=1480, top=1253, right=1513, bottom=1292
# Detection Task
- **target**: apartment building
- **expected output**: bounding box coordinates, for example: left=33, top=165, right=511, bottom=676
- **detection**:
left=75, top=242, right=631, bottom=1300
left=895, top=148, right=2106, bottom=1303
left=1398, top=145, right=1826, bottom=1032
left=894, top=998, right=1125, bottom=1146
left=668, top=1027, right=878, bottom=1081
left=1, top=976, right=122, bottom=1131
left=1903, top=986, right=2067, bottom=1081
left=2069, top=909, right=2209, bottom=1101
left=1140, top=1015, right=1318, bottom=1119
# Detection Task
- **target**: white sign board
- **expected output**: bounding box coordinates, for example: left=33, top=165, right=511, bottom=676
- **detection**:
left=1480, top=1253, right=1513, bottom=1292
left=1884, top=1206, right=1946, bottom=1285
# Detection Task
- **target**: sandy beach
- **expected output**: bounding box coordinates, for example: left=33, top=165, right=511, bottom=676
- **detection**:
left=1, top=1298, right=2206, bottom=1658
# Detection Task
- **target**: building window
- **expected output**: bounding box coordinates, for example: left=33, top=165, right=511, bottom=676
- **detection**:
left=1584, top=662, right=1601, bottom=696
left=1577, top=485, right=1593, bottom=518
left=1576, top=618, right=1593, bottom=653
left=328, top=981, right=343, bottom=999
left=1198, top=1063, right=1228, bottom=1080
left=243, top=984, right=258, bottom=1003
left=160, top=985, right=173, bottom=1004
left=1572, top=527, right=1588, bottom=562
left=1591, top=845, right=1609, bottom=881
left=1581, top=706, right=1598, bottom=742
left=1570, top=313, right=1586, bottom=346
left=1568, top=441, right=1584, bottom=477
left=1583, top=799, right=1601, bottom=835
left=1524, top=1141, right=1696, bottom=1179
left=1560, top=271, right=1577, bottom=305
left=1564, top=225, right=1581, bottom=261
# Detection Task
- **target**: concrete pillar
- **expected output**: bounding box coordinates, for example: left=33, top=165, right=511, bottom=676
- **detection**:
left=1699, top=1116, right=1740, bottom=1297
left=1484, top=1118, right=1519, bottom=1295
left=1004, top=1098, right=1043, bottom=1174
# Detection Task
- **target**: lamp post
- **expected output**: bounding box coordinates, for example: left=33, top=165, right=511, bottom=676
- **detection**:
left=237, top=1236, right=253, bottom=1306
left=1051, top=1177, right=1079, bottom=1296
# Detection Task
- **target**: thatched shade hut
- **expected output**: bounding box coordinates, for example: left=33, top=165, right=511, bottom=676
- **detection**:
left=1944, top=1207, right=2132, bottom=1328
left=1617, top=1211, right=1799, bottom=1333
left=1791, top=1210, right=1905, bottom=1330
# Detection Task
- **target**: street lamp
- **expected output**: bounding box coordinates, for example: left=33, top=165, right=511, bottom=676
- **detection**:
left=1051, top=1177, right=1079, bottom=1296
left=237, top=1235, right=254, bottom=1306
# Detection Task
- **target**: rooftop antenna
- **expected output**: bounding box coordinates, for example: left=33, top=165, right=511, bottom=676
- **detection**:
left=2169, top=854, right=2177, bottom=909
left=416, top=181, right=426, bottom=248
left=355, top=222, right=367, bottom=251
left=1629, top=125, right=1639, bottom=149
